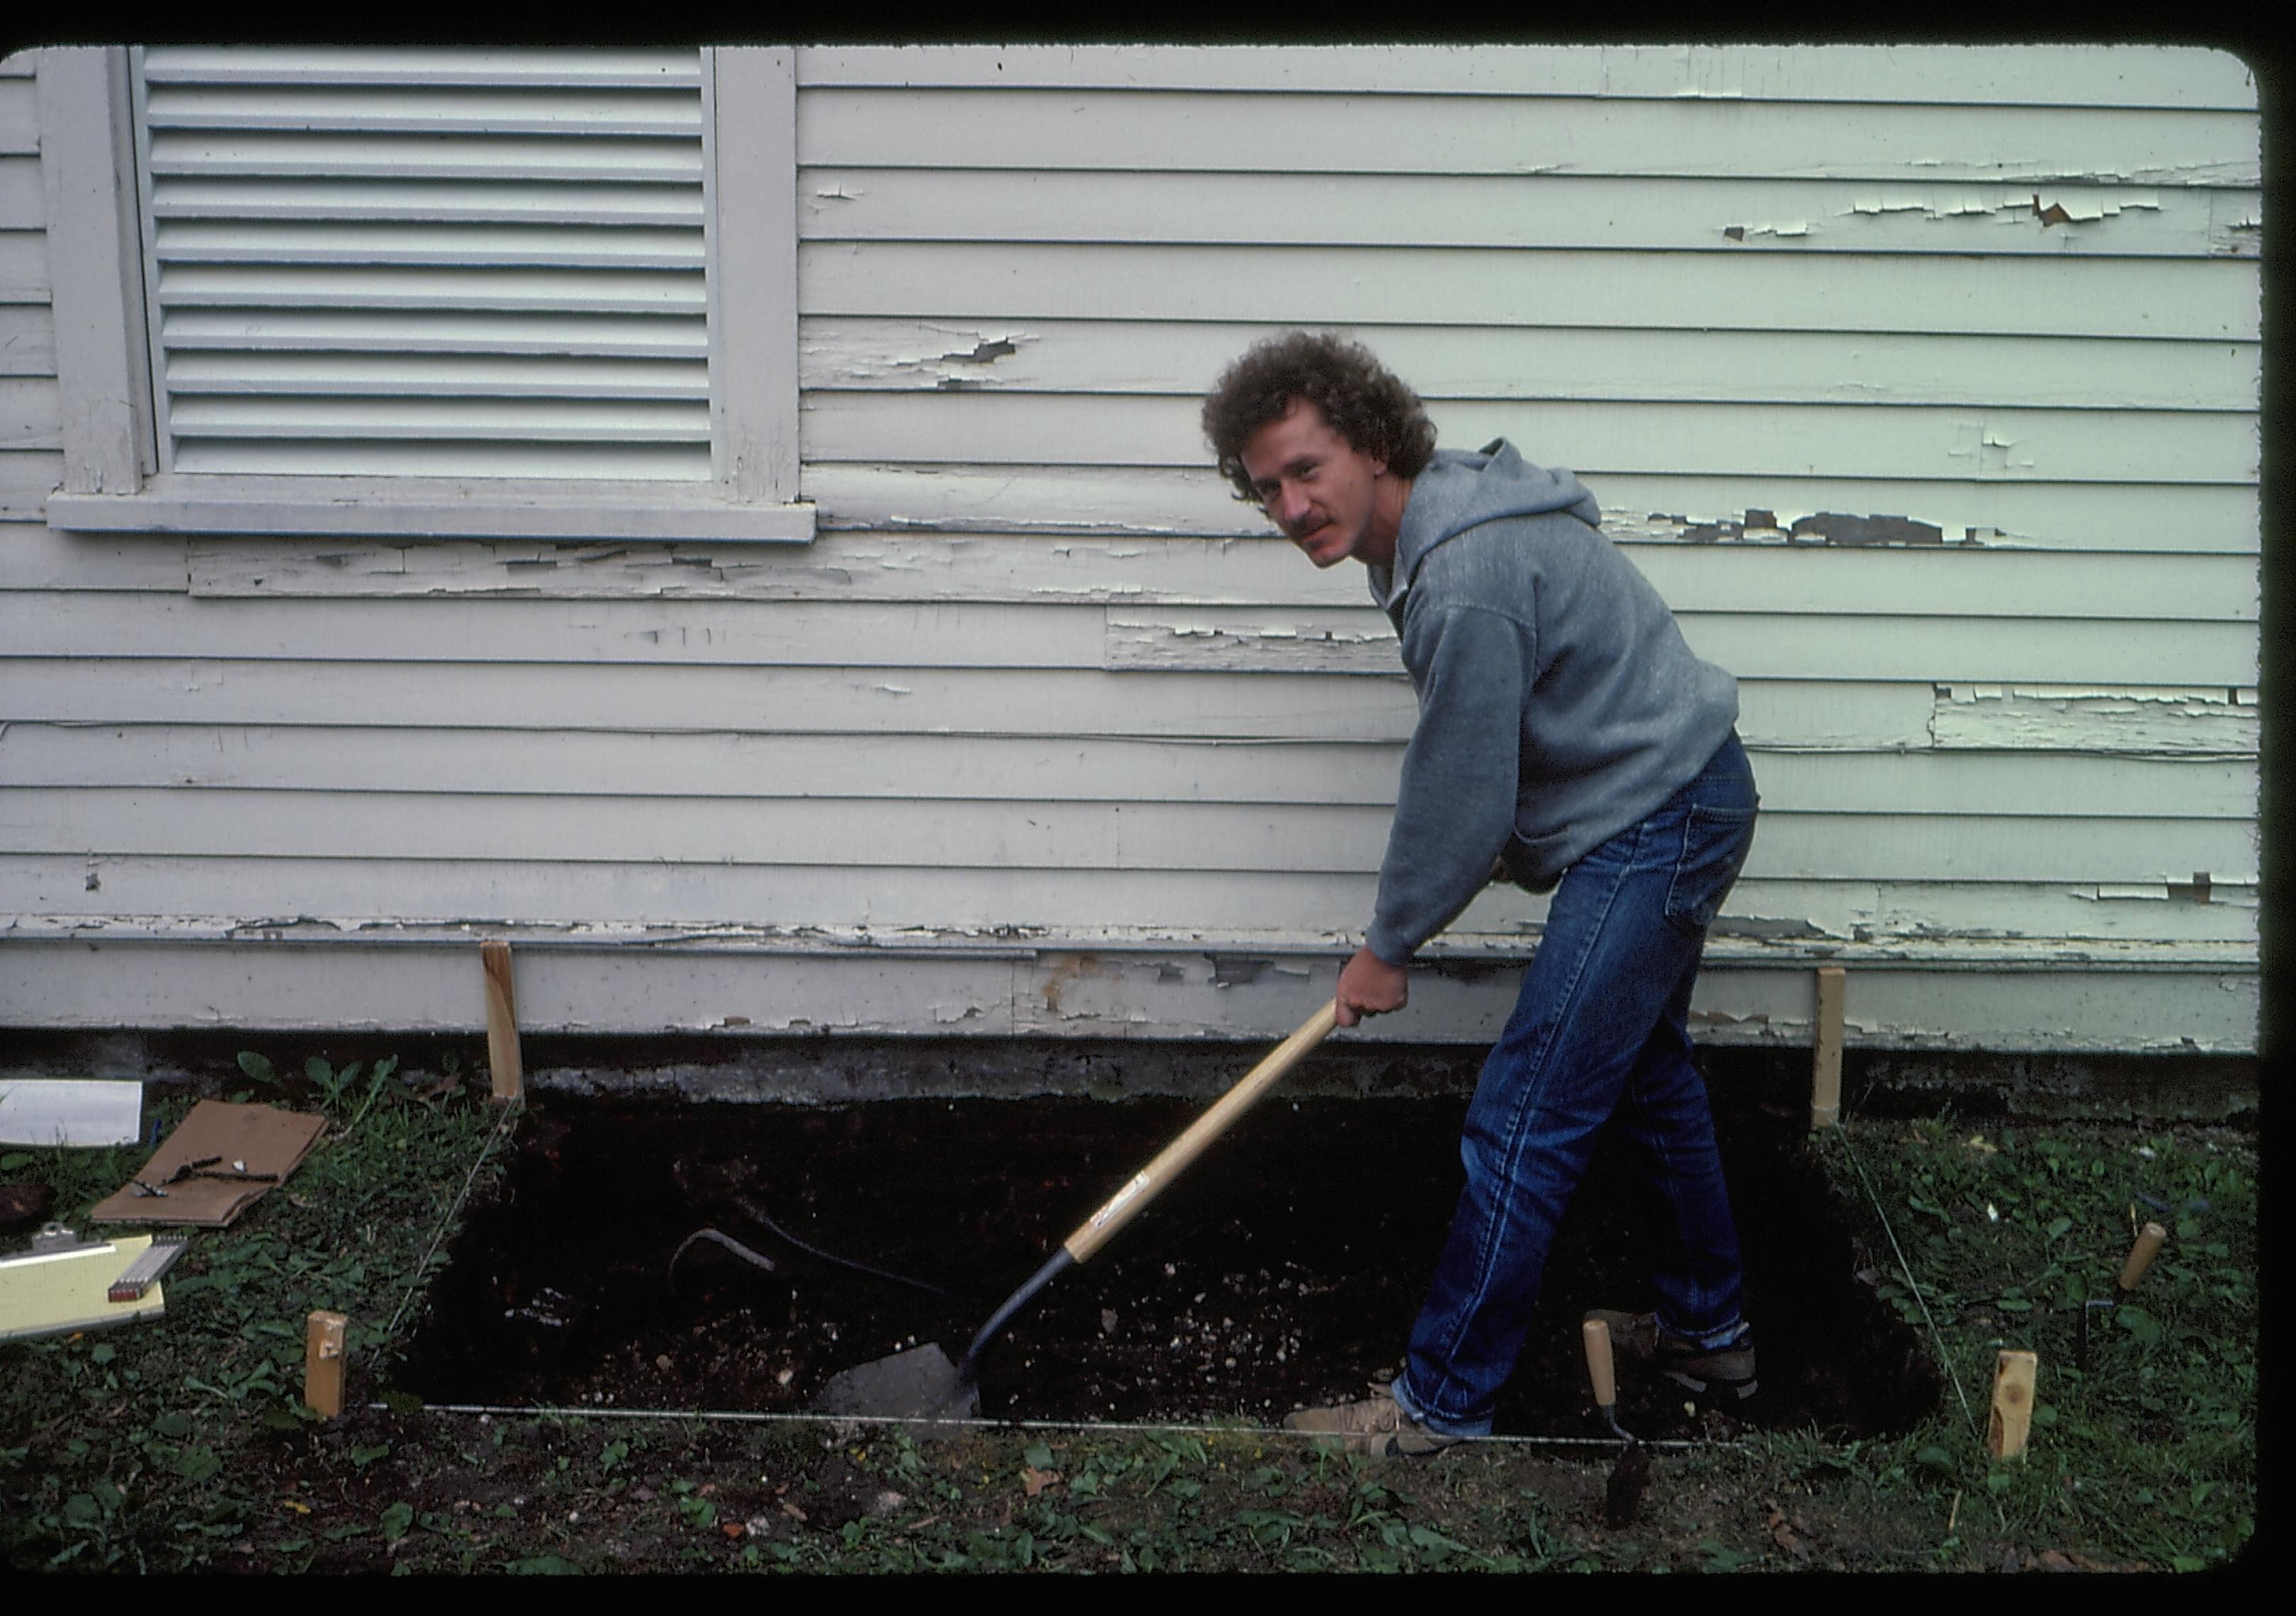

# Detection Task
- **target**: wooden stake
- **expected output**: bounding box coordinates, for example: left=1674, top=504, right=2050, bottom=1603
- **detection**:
left=303, top=1309, right=347, bottom=1418
left=2118, top=1223, right=2168, bottom=1292
left=1811, top=964, right=1846, bottom=1130
left=1986, top=1349, right=2038, bottom=1460
left=481, top=940, right=522, bottom=1104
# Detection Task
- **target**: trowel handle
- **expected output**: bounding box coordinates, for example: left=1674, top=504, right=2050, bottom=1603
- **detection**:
left=1060, top=999, right=1341, bottom=1265
left=1582, top=1318, right=1618, bottom=1409
left=2117, top=1222, right=2168, bottom=1292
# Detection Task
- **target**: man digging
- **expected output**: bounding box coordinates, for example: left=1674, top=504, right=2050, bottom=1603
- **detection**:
left=1201, top=332, right=1761, bottom=1456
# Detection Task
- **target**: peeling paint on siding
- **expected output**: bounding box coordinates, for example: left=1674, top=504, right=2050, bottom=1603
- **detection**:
left=2026, top=189, right=2163, bottom=225
left=1949, top=420, right=2037, bottom=475
left=1740, top=186, right=2192, bottom=241
left=1848, top=192, right=1998, bottom=219
left=804, top=321, right=1037, bottom=388
left=1648, top=509, right=1951, bottom=546
left=1789, top=512, right=1942, bottom=546
left=1710, top=916, right=1831, bottom=941
left=1929, top=685, right=2259, bottom=756
left=1208, top=953, right=1275, bottom=987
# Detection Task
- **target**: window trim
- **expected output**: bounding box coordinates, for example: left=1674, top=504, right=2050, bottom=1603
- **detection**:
left=37, top=44, right=814, bottom=544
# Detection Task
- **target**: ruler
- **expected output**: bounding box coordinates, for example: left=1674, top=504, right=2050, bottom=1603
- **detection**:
left=108, top=1234, right=189, bottom=1301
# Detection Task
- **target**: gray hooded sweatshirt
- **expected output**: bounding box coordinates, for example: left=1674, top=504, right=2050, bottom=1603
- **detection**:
left=1362, top=440, right=1740, bottom=965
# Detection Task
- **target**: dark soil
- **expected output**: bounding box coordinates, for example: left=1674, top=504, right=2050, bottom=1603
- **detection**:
left=398, top=1084, right=1940, bottom=1444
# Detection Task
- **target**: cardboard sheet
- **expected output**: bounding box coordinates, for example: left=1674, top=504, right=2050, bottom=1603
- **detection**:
left=0, top=1235, right=165, bottom=1342
left=87, top=1100, right=326, bottom=1228
left=0, top=1079, right=145, bottom=1147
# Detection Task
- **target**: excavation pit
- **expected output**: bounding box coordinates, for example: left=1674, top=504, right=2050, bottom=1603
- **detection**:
left=397, top=1086, right=1942, bottom=1441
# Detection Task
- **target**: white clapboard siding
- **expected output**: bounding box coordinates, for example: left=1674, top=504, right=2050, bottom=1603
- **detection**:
left=134, top=532, right=2260, bottom=616
left=0, top=377, right=58, bottom=447
left=6, top=850, right=2259, bottom=948
left=0, top=456, right=58, bottom=519
left=0, top=848, right=2263, bottom=936
left=802, top=393, right=2257, bottom=487
left=0, top=941, right=2259, bottom=1055
left=0, top=726, right=2256, bottom=819
left=0, top=940, right=2256, bottom=1055
left=792, top=45, right=2258, bottom=110
left=0, top=157, right=38, bottom=223
left=133, top=47, right=712, bottom=481
left=801, top=242, right=2258, bottom=342
left=6, top=656, right=1439, bottom=741
left=796, top=88, right=2258, bottom=186
left=799, top=170, right=2259, bottom=259
left=0, top=71, right=40, bottom=151
left=4, top=787, right=2258, bottom=885
left=0, top=45, right=2263, bottom=1055
left=799, top=466, right=2257, bottom=556
left=0, top=305, right=57, bottom=374
left=0, top=872, right=2260, bottom=954
left=1, top=660, right=2256, bottom=758
left=2, top=594, right=2261, bottom=686
left=0, top=525, right=191, bottom=591
left=0, top=231, right=51, bottom=302
left=799, top=319, right=2263, bottom=415
left=1103, top=612, right=2256, bottom=687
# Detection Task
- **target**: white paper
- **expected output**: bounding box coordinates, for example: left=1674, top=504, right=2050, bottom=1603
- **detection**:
left=0, top=1079, right=145, bottom=1147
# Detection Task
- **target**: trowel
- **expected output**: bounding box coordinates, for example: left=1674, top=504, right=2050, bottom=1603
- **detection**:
left=812, top=999, right=1341, bottom=1423
left=1582, top=1316, right=1651, bottom=1528
left=2074, top=1220, right=2167, bottom=1370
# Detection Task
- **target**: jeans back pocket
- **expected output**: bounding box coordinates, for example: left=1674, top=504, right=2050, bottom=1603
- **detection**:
left=1664, top=804, right=1757, bottom=936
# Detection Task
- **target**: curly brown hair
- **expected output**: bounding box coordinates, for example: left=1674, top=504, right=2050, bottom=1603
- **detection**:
left=1201, top=330, right=1437, bottom=504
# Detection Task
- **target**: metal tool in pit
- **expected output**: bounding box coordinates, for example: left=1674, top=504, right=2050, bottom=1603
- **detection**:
left=1582, top=1316, right=1652, bottom=1528
left=814, top=1001, right=1341, bottom=1424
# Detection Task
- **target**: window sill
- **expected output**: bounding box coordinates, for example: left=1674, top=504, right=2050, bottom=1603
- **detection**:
left=45, top=477, right=816, bottom=544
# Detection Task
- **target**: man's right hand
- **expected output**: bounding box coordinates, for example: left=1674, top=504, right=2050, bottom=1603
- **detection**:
left=1336, top=945, right=1409, bottom=1028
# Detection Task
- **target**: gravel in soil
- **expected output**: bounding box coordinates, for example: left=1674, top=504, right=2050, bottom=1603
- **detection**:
left=398, top=1087, right=1939, bottom=1442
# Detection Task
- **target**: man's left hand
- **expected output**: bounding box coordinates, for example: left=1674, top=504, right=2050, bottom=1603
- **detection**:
left=1336, top=946, right=1409, bottom=1028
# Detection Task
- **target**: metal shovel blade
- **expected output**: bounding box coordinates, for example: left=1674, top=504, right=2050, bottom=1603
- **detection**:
left=809, top=1342, right=979, bottom=1421
left=1603, top=1435, right=1651, bottom=1528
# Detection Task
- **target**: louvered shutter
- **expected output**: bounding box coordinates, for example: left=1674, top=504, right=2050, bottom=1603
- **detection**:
left=132, top=47, right=711, bottom=481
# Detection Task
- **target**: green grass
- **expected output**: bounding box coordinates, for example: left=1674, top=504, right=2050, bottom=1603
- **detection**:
left=1812, top=1116, right=2256, bottom=1573
left=0, top=1067, right=2257, bottom=1575
left=1, top=1050, right=508, bottom=1571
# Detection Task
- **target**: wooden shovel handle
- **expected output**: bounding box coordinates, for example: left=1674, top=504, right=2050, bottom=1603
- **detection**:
left=1582, top=1318, right=1618, bottom=1408
left=1060, top=999, right=1341, bottom=1265
left=2118, top=1222, right=2168, bottom=1292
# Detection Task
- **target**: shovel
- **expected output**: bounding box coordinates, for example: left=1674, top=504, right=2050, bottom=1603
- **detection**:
left=812, top=999, right=1341, bottom=1423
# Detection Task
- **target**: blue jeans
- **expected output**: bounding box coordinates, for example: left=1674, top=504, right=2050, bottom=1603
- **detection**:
left=1390, top=733, right=1759, bottom=1437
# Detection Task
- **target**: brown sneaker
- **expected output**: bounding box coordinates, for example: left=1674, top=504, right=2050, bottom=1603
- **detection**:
left=1584, top=1308, right=1759, bottom=1403
left=1282, top=1381, right=1462, bottom=1457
